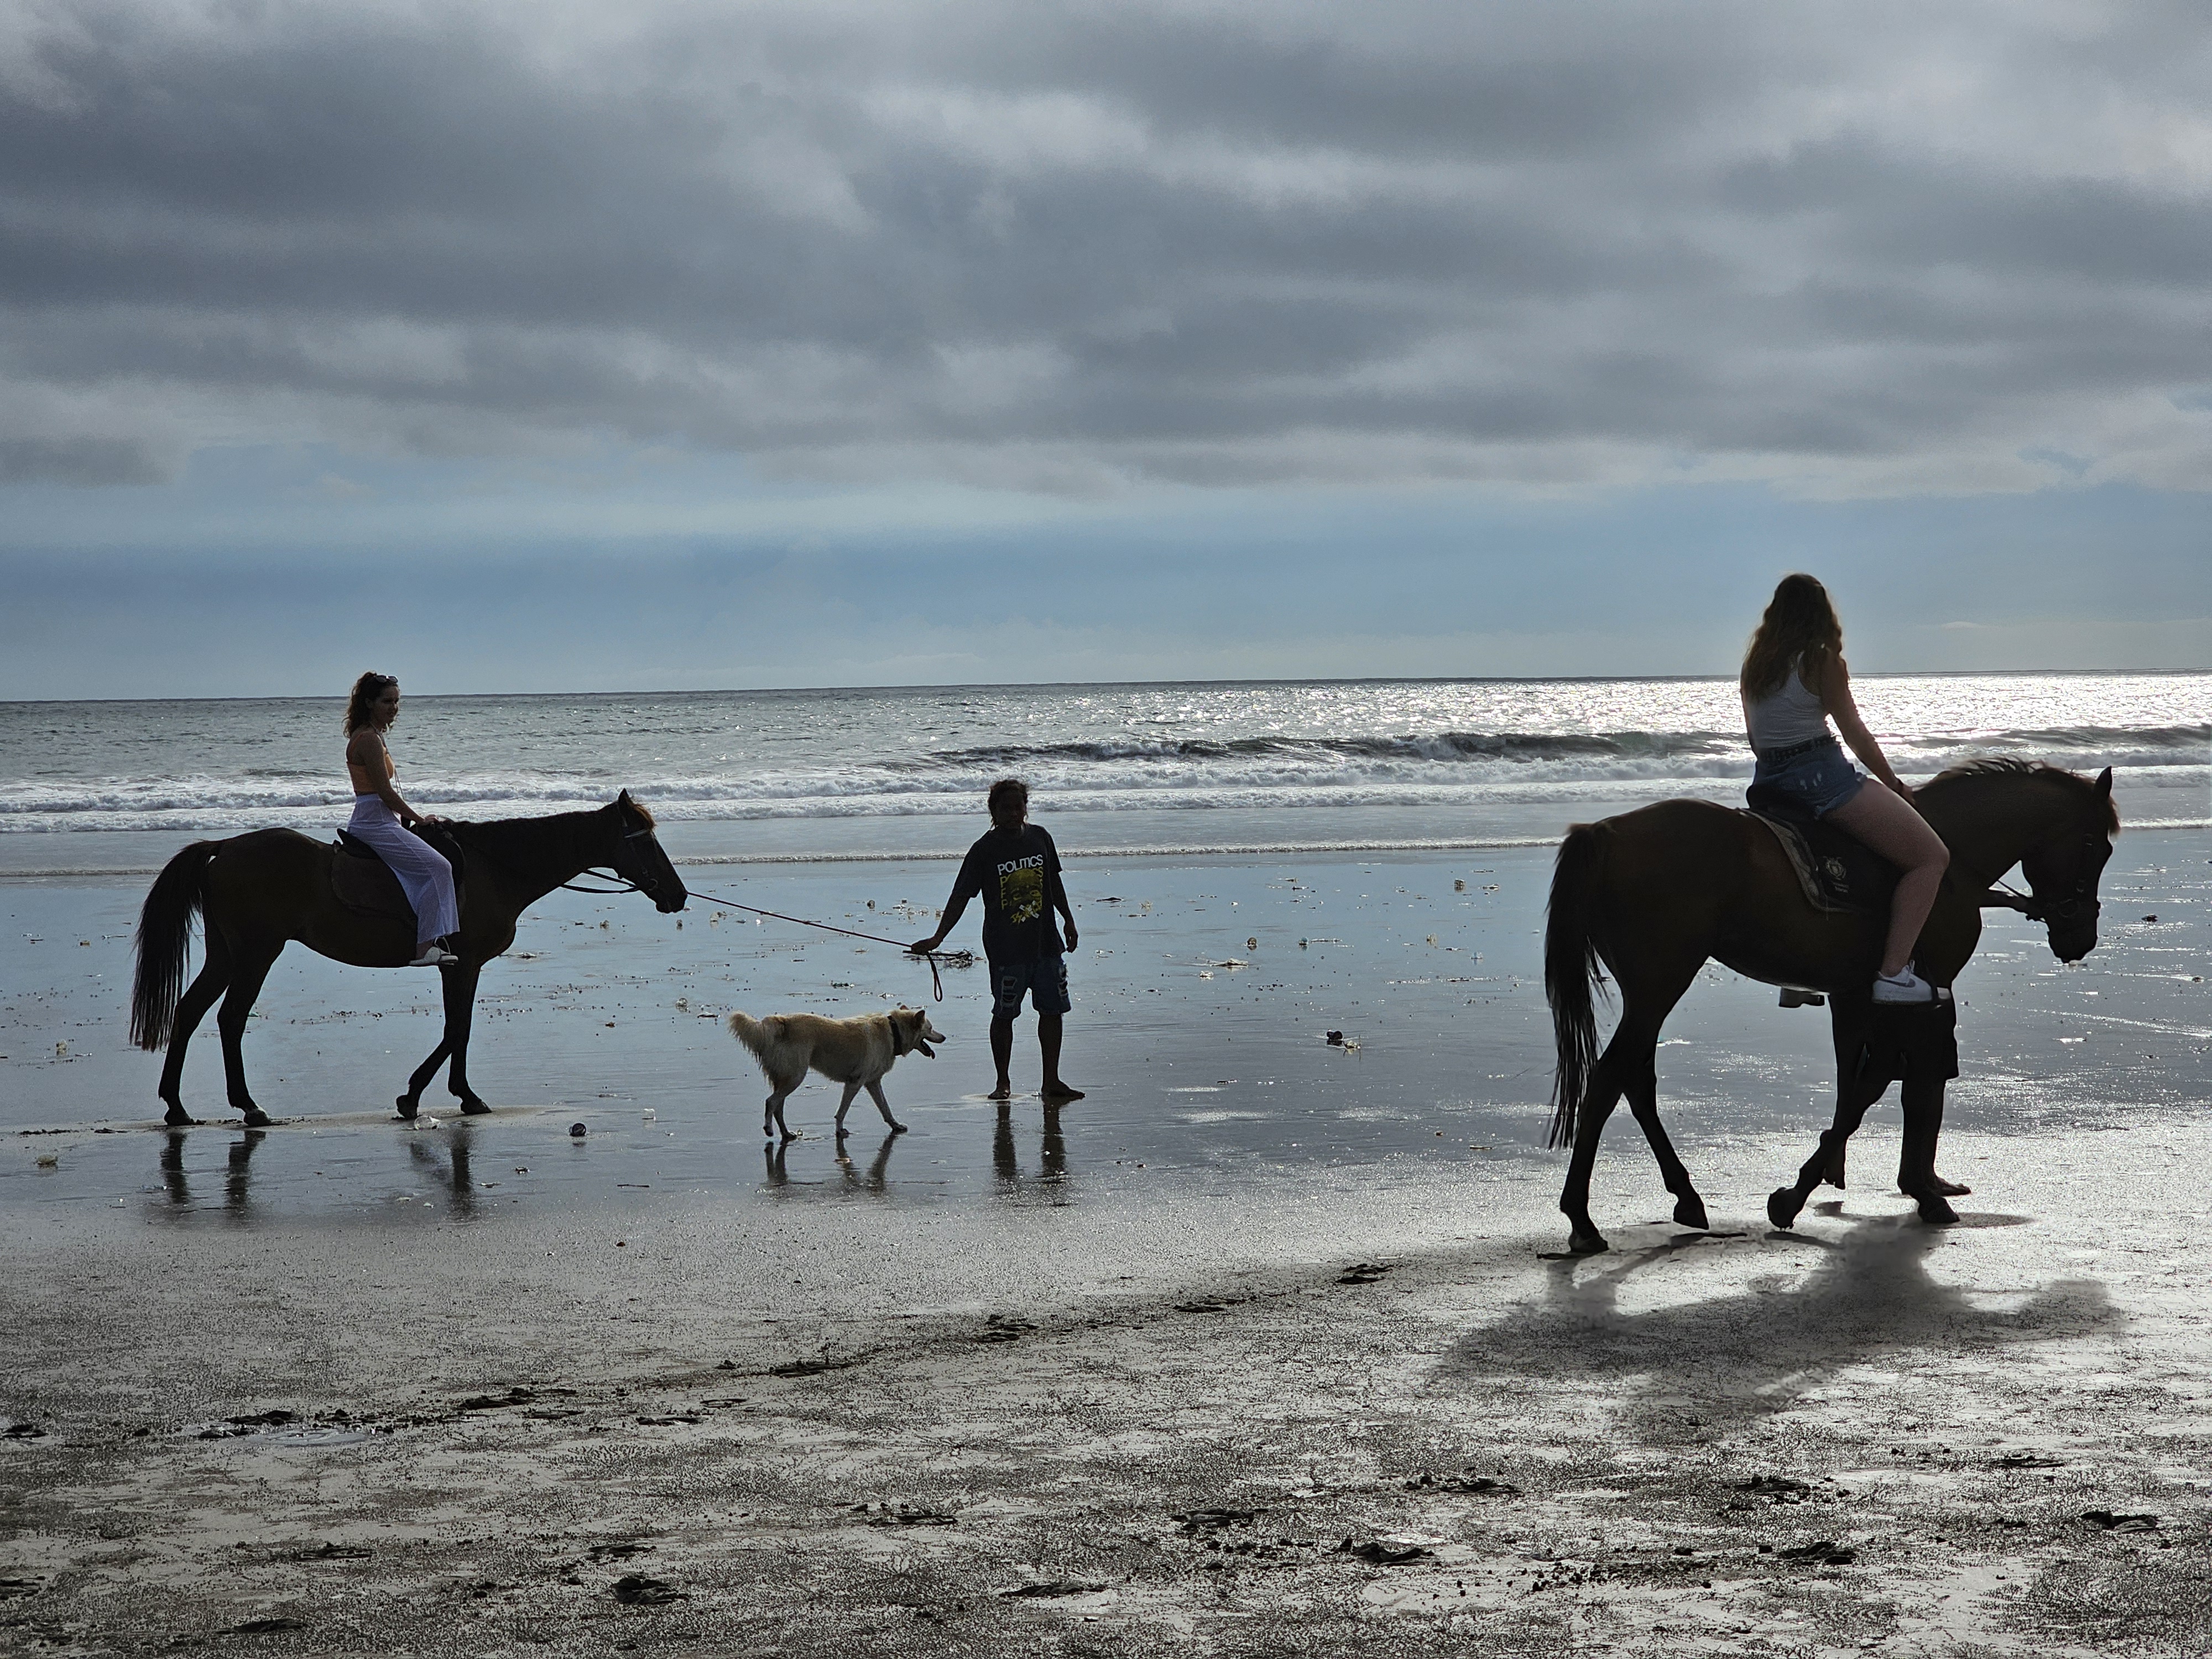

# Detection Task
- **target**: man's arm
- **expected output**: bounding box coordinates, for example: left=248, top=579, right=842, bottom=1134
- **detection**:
left=909, top=893, right=972, bottom=954
left=1048, top=865, right=1078, bottom=953
left=910, top=859, right=980, bottom=954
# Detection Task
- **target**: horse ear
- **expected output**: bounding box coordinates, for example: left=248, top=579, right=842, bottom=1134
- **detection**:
left=616, top=789, right=634, bottom=811
left=2094, top=767, right=2112, bottom=798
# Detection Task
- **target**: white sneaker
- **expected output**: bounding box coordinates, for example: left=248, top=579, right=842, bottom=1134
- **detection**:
left=1872, top=966, right=1935, bottom=1004
left=408, top=945, right=460, bottom=967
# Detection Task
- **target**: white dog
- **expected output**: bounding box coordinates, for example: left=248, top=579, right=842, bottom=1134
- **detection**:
left=727, top=1006, right=945, bottom=1140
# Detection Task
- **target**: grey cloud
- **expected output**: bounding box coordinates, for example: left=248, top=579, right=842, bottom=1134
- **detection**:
left=2, top=1, right=2210, bottom=494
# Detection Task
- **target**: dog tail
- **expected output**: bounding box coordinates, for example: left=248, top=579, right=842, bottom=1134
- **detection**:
left=727, top=1010, right=775, bottom=1071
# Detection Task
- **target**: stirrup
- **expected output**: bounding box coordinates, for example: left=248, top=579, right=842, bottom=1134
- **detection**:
left=408, top=944, right=460, bottom=967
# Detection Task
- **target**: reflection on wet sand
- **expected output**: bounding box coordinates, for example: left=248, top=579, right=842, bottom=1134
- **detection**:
left=837, top=1133, right=897, bottom=1193
left=1442, top=1204, right=2111, bottom=1444
left=156, top=1127, right=265, bottom=1220
left=764, top=1132, right=902, bottom=1194
left=406, top=1123, right=477, bottom=1218
left=994, top=1102, right=1068, bottom=1192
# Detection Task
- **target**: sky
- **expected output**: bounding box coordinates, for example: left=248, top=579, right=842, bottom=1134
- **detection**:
left=3, top=0, right=2209, bottom=698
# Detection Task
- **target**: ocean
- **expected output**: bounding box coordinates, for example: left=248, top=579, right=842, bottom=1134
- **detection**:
left=2, top=674, right=2204, bottom=873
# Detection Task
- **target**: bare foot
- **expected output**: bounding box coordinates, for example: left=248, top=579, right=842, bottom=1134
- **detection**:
left=985, top=1081, right=1013, bottom=1101
left=1041, top=1082, right=1085, bottom=1103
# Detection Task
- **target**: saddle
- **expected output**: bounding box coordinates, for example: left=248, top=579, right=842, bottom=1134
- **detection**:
left=330, top=823, right=467, bottom=924
left=1741, top=781, right=1898, bottom=917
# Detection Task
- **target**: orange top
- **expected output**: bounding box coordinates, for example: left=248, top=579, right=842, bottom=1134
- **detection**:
left=347, top=735, right=393, bottom=796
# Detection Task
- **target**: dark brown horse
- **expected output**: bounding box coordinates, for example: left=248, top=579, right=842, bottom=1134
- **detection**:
left=1544, top=760, right=2116, bottom=1254
left=131, top=792, right=686, bottom=1126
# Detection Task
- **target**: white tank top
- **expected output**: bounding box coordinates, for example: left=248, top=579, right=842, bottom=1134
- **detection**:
left=1745, top=665, right=1832, bottom=754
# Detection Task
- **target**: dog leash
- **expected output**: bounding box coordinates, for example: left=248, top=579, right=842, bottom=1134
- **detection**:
left=565, top=870, right=971, bottom=1000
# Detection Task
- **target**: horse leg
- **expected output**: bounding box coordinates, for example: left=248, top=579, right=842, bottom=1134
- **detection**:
left=1625, top=1050, right=1710, bottom=1232
left=157, top=938, right=233, bottom=1127
left=214, top=947, right=282, bottom=1128
left=1558, top=1027, right=1642, bottom=1255
left=397, top=1031, right=451, bottom=1121
left=1897, top=1075, right=1962, bottom=1223
left=1769, top=1061, right=1890, bottom=1232
left=438, top=962, right=491, bottom=1115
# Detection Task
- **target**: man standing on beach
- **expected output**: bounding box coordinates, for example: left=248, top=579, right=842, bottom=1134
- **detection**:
left=910, top=779, right=1084, bottom=1103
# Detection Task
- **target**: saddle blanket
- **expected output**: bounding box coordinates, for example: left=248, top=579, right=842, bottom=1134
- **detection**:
left=1741, top=807, right=1898, bottom=916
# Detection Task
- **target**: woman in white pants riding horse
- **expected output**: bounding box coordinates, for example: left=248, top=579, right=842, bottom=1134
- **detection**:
left=343, top=672, right=460, bottom=967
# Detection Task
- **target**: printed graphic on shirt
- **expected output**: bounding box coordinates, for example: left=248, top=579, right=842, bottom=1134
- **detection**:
left=997, top=855, right=1046, bottom=927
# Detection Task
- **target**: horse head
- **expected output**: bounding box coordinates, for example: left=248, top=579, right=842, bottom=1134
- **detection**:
left=2015, top=765, right=2115, bottom=963
left=608, top=790, right=689, bottom=914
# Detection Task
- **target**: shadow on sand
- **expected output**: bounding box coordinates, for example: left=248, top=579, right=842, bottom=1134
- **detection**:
left=1439, top=1204, right=2112, bottom=1444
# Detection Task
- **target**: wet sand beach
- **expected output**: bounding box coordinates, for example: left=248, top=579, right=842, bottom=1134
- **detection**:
left=3, top=834, right=2209, bottom=1653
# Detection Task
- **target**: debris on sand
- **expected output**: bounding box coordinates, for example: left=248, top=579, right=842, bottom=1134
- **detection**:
left=770, top=1354, right=863, bottom=1377
left=1406, top=1470, right=1520, bottom=1496
left=1777, top=1539, right=1858, bottom=1566
left=855, top=1504, right=958, bottom=1528
left=2080, top=1510, right=2160, bottom=1532
left=999, top=1580, right=1108, bottom=1599
left=1174, top=1300, right=1233, bottom=1314
left=1337, top=1262, right=1391, bottom=1285
left=1325, top=1030, right=1345, bottom=1045
left=1991, top=1451, right=2064, bottom=1469
left=1173, top=1508, right=1261, bottom=1533
left=223, top=1616, right=309, bottom=1634
left=609, top=1573, right=686, bottom=1605
left=569, top=1123, right=587, bottom=1138
left=588, top=1541, right=653, bottom=1561
left=1337, top=1537, right=1437, bottom=1566
left=458, top=1388, right=536, bottom=1412
left=1734, top=1474, right=1813, bottom=1499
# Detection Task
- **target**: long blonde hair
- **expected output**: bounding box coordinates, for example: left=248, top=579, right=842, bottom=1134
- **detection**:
left=1741, top=575, right=1843, bottom=700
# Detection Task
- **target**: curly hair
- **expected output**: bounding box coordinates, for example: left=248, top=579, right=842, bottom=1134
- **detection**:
left=987, top=778, right=1029, bottom=823
left=344, top=671, right=398, bottom=735
left=1740, top=574, right=1844, bottom=701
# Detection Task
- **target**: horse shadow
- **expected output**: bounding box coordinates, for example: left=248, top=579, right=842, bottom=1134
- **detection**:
left=1438, top=1207, right=2112, bottom=1444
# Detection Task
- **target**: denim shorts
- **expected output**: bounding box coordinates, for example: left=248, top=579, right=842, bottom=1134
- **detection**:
left=1752, top=735, right=1865, bottom=817
left=992, top=953, right=1072, bottom=1018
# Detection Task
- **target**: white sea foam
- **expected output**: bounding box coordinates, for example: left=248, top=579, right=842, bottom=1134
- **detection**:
left=2, top=678, right=2204, bottom=846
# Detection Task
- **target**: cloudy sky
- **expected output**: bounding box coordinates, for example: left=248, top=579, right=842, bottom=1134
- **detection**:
left=3, top=0, right=2208, bottom=697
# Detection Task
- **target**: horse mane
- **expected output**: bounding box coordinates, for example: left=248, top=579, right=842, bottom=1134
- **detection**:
left=1920, top=757, right=2119, bottom=834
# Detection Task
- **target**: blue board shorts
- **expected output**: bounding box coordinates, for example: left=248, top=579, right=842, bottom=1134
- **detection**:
left=1752, top=735, right=1866, bottom=817
left=992, top=953, right=1072, bottom=1018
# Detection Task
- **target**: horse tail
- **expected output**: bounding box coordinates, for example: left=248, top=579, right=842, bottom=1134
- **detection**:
left=131, top=841, right=219, bottom=1051
left=1545, top=823, right=1608, bottom=1150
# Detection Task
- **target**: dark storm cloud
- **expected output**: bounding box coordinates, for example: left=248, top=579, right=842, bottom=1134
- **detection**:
left=3, top=0, right=2210, bottom=492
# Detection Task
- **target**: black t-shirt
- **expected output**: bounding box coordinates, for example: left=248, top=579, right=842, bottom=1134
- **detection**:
left=950, top=824, right=1062, bottom=961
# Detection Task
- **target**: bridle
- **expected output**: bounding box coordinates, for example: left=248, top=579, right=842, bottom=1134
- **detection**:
left=560, top=823, right=670, bottom=901
left=1986, top=813, right=2107, bottom=930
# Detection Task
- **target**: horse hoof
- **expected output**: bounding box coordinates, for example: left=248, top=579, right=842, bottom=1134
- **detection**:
left=1673, top=1195, right=1710, bottom=1232
left=890, top=1122, right=908, bottom=1135
left=459, top=1099, right=492, bottom=1116
left=395, top=1097, right=418, bottom=1121
left=1767, top=1187, right=1804, bottom=1231
left=1567, top=1228, right=1610, bottom=1255
left=163, top=1105, right=193, bottom=1128
left=241, top=1109, right=273, bottom=1129
left=1912, top=1191, right=1960, bottom=1225
left=1903, top=1174, right=1971, bottom=1198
